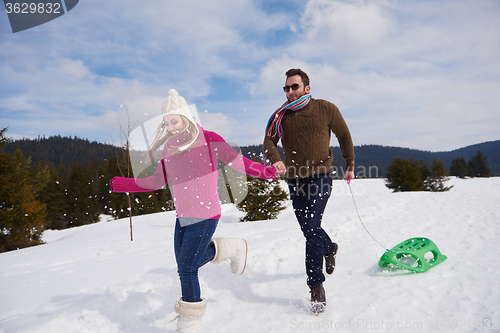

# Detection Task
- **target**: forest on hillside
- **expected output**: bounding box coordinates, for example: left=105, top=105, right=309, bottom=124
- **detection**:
left=330, top=141, right=500, bottom=177
left=2, top=134, right=497, bottom=242
left=1, top=131, right=175, bottom=252
left=4, top=135, right=120, bottom=170
left=7, top=136, right=500, bottom=179
left=242, top=141, right=500, bottom=178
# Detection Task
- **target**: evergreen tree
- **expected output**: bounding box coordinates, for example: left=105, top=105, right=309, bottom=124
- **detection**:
left=468, top=151, right=491, bottom=177
left=66, top=162, right=100, bottom=226
left=385, top=157, right=453, bottom=192
left=0, top=128, right=49, bottom=252
left=384, top=157, right=425, bottom=192
left=419, top=159, right=432, bottom=191
left=427, top=160, right=453, bottom=192
left=449, top=157, right=470, bottom=178
left=236, top=157, right=287, bottom=221
left=39, top=163, right=70, bottom=229
left=67, top=162, right=86, bottom=226
left=83, top=158, right=103, bottom=222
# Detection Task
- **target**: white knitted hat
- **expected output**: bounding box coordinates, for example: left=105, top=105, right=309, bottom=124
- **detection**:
left=161, top=89, right=200, bottom=151
left=161, top=89, right=196, bottom=125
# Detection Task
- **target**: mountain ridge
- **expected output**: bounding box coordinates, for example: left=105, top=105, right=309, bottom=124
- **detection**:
left=5, top=136, right=500, bottom=176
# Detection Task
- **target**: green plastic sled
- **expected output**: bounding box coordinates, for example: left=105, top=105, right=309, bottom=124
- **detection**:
left=378, top=237, right=447, bottom=273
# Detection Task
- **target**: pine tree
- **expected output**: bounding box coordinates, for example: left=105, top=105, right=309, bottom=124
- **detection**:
left=67, top=162, right=88, bottom=226
left=39, top=163, right=70, bottom=229
left=83, top=158, right=103, bottom=222
left=449, top=157, right=470, bottom=178
left=427, top=160, right=453, bottom=192
left=236, top=156, right=287, bottom=221
left=468, top=151, right=491, bottom=177
left=385, top=157, right=426, bottom=192
left=419, top=159, right=432, bottom=191
left=0, top=128, right=49, bottom=252
left=385, top=157, right=453, bottom=192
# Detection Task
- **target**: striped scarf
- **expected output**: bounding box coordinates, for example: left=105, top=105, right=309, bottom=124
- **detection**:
left=265, top=94, right=311, bottom=138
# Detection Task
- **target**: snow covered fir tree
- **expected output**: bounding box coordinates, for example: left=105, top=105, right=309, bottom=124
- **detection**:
left=236, top=156, right=288, bottom=222
left=384, top=157, right=454, bottom=192
left=426, top=160, right=454, bottom=192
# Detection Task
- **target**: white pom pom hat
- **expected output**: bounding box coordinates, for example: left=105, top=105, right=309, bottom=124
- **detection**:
left=161, top=89, right=196, bottom=126
left=161, top=89, right=200, bottom=151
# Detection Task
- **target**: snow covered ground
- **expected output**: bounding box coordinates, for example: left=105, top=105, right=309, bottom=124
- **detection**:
left=1, top=178, right=499, bottom=333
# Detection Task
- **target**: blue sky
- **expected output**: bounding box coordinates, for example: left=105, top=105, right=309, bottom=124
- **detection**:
left=1, top=0, right=499, bottom=152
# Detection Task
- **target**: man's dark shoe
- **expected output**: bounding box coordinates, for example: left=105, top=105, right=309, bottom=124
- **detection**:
left=310, top=284, right=326, bottom=314
left=325, top=242, right=338, bottom=275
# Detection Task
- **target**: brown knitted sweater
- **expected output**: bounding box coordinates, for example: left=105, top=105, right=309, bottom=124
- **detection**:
left=263, top=98, right=355, bottom=179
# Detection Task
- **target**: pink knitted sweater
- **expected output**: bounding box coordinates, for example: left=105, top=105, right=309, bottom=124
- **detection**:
left=111, top=128, right=276, bottom=224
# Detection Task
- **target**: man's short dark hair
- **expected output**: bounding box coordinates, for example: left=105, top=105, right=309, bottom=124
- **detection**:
left=286, top=68, right=310, bottom=86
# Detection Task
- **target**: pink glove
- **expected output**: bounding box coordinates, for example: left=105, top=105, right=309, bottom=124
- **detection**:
left=265, top=165, right=278, bottom=179
left=110, top=176, right=145, bottom=193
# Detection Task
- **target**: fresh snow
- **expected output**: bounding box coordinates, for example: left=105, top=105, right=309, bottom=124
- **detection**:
left=1, top=178, right=499, bottom=332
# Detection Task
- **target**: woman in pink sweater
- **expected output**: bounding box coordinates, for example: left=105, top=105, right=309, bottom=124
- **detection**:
left=110, top=90, right=276, bottom=332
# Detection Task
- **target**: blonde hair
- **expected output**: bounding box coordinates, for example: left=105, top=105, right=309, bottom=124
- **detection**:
left=146, top=115, right=199, bottom=160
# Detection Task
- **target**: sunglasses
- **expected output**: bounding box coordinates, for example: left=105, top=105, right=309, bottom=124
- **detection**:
left=283, top=83, right=301, bottom=92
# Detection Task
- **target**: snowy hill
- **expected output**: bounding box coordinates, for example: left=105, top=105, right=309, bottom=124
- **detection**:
left=1, top=178, right=499, bottom=333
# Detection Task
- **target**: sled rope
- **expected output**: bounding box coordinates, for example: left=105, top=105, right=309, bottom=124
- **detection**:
left=347, top=181, right=393, bottom=253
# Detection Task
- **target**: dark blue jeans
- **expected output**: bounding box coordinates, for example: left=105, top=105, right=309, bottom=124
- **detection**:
left=288, top=173, right=336, bottom=289
left=174, top=218, right=217, bottom=302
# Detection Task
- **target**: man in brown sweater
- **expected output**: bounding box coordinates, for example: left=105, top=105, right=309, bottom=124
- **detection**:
left=263, top=68, right=355, bottom=314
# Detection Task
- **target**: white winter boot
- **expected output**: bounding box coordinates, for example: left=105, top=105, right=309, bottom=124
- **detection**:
left=174, top=298, right=206, bottom=333
left=210, top=238, right=248, bottom=275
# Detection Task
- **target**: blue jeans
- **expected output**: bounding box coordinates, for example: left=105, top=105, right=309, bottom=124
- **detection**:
left=288, top=173, right=336, bottom=289
left=174, top=218, right=218, bottom=302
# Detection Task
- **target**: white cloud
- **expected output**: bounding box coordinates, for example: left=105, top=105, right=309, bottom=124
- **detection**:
left=249, top=55, right=307, bottom=97
left=249, top=55, right=346, bottom=103
left=197, top=110, right=239, bottom=141
left=59, top=59, right=91, bottom=80
left=300, top=0, right=394, bottom=48
left=1, top=0, right=499, bottom=152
